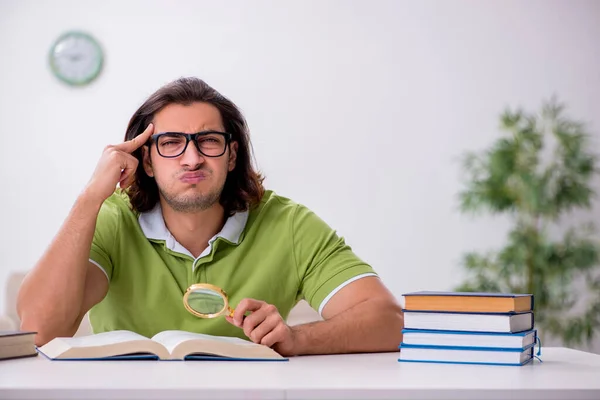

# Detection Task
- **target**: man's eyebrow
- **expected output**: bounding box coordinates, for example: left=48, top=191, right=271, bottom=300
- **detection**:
left=199, top=125, right=226, bottom=131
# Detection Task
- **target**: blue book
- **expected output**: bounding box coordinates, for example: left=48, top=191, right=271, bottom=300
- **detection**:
left=398, top=342, right=536, bottom=366
left=36, top=330, right=288, bottom=362
left=403, top=291, right=534, bottom=313
left=401, top=328, right=537, bottom=349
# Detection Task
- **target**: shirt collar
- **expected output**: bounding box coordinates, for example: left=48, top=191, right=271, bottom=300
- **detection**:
left=138, top=203, right=248, bottom=256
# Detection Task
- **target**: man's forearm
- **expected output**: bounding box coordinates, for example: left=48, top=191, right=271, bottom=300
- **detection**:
left=17, top=192, right=103, bottom=341
left=289, top=298, right=404, bottom=356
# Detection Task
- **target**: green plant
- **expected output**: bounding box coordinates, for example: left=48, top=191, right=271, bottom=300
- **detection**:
left=456, top=97, right=600, bottom=346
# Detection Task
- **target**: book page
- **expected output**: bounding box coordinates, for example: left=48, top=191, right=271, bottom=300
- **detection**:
left=152, top=330, right=255, bottom=354
left=37, top=330, right=171, bottom=360
left=58, top=330, right=150, bottom=348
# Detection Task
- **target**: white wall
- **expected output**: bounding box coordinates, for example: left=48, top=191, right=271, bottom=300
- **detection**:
left=1, top=0, right=599, bottom=352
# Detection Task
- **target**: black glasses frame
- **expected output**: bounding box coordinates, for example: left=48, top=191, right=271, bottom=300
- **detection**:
left=149, top=131, right=233, bottom=158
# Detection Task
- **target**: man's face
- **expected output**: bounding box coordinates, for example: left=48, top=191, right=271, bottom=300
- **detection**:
left=143, top=102, right=238, bottom=213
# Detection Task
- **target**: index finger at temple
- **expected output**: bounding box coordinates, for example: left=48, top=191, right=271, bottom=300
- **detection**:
left=116, top=123, right=154, bottom=153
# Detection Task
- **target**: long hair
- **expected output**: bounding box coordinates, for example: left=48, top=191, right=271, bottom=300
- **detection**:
left=124, top=77, right=265, bottom=215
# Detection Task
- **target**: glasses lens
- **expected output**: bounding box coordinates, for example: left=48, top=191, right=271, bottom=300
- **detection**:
left=157, top=134, right=186, bottom=157
left=197, top=133, right=226, bottom=156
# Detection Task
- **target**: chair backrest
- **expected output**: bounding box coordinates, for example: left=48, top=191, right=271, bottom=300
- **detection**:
left=4, top=271, right=93, bottom=336
left=4, top=271, right=26, bottom=326
left=287, top=299, right=322, bottom=325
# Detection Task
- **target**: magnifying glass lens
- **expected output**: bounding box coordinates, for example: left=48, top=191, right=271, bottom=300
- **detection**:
left=187, top=289, right=226, bottom=314
left=183, top=284, right=235, bottom=318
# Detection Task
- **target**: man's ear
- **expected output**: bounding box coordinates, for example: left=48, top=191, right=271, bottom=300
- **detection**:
left=228, top=141, right=238, bottom=172
left=142, top=146, right=154, bottom=177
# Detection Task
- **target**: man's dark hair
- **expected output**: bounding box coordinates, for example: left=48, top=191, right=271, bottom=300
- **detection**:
left=124, top=77, right=265, bottom=215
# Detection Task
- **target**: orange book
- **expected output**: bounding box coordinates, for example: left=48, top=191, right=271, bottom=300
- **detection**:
left=403, top=291, right=533, bottom=313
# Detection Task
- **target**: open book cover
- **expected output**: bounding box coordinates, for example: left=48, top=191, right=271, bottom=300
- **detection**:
left=37, top=330, right=288, bottom=361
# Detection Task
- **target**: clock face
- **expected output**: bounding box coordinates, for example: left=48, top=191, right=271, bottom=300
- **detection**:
left=49, top=31, right=103, bottom=86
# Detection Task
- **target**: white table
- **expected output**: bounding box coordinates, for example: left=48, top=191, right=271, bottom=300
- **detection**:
left=1, top=347, right=599, bottom=399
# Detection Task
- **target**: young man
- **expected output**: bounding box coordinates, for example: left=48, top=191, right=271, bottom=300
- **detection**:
left=17, top=77, right=403, bottom=356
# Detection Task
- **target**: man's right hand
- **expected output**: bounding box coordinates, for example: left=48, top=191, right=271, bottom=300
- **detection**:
left=84, top=123, right=154, bottom=204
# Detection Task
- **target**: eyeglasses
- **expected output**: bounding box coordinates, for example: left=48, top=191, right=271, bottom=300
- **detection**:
left=149, top=131, right=232, bottom=158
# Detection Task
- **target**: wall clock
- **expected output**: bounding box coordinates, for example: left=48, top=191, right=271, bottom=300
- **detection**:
left=49, top=31, right=104, bottom=86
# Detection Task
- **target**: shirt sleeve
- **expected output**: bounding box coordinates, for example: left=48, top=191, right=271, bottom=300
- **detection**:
left=293, top=204, right=377, bottom=315
left=89, top=197, right=120, bottom=282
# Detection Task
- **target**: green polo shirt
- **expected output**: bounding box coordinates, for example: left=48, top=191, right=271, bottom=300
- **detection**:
left=88, top=189, right=377, bottom=339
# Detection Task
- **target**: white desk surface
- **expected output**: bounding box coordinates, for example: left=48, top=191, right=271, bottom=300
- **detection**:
left=1, top=347, right=599, bottom=399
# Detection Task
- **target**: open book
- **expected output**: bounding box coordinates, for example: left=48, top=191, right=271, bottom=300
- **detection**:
left=37, top=330, right=287, bottom=361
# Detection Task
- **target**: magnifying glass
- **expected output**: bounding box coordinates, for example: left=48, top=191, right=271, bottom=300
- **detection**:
left=183, top=283, right=235, bottom=318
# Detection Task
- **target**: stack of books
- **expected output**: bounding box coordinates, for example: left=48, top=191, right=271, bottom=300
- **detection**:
left=0, top=331, right=37, bottom=361
left=398, top=291, right=538, bottom=366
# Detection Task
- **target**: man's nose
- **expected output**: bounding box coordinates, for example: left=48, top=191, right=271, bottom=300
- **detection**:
left=180, top=140, right=205, bottom=166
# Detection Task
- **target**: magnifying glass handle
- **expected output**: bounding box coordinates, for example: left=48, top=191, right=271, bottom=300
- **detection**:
left=227, top=306, right=235, bottom=318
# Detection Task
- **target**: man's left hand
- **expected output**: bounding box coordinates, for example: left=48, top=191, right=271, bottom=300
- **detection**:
left=226, top=298, right=296, bottom=356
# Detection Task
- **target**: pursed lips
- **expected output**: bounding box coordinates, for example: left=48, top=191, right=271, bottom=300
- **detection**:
left=179, top=171, right=208, bottom=183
